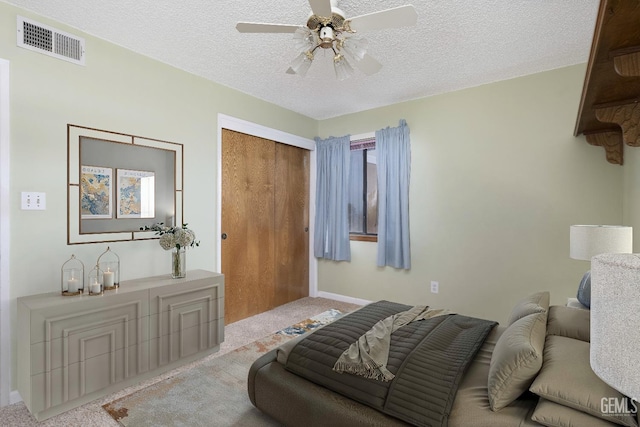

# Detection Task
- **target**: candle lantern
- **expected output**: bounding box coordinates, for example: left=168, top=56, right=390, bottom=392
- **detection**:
left=97, top=246, right=120, bottom=290
left=87, top=264, right=104, bottom=296
left=61, top=255, right=84, bottom=296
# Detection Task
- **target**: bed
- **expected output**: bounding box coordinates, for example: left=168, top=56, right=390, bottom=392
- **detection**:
left=248, top=292, right=638, bottom=427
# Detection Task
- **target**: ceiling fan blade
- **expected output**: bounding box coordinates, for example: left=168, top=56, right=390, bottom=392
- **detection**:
left=308, top=0, right=333, bottom=17
left=236, top=22, right=300, bottom=33
left=347, top=5, right=418, bottom=32
left=353, top=54, right=382, bottom=76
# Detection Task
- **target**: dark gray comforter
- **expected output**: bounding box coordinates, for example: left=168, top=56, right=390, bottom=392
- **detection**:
left=285, top=300, right=497, bottom=427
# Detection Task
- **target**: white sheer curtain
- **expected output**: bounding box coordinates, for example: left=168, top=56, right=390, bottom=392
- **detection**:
left=376, top=120, right=411, bottom=269
left=314, top=135, right=351, bottom=261
left=348, top=150, right=364, bottom=233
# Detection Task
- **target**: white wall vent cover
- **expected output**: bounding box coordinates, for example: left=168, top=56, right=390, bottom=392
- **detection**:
left=17, top=16, right=85, bottom=66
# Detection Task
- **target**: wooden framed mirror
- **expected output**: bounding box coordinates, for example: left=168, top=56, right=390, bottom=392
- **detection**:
left=67, top=124, right=183, bottom=244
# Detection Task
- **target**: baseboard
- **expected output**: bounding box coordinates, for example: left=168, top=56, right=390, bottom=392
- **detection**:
left=9, top=390, right=22, bottom=405
left=316, top=291, right=371, bottom=306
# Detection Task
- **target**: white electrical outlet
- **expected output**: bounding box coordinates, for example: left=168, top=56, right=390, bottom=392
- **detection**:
left=430, top=281, right=439, bottom=294
left=21, top=192, right=46, bottom=210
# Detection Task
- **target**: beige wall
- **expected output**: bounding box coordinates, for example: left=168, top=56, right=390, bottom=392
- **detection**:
left=0, top=2, right=317, bottom=390
left=317, top=64, right=623, bottom=324
left=624, top=146, right=640, bottom=251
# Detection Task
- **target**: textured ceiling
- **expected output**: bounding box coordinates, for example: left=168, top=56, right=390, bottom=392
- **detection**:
left=4, top=0, right=600, bottom=120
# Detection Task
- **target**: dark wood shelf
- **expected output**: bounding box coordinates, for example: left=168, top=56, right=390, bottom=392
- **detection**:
left=574, top=0, right=640, bottom=164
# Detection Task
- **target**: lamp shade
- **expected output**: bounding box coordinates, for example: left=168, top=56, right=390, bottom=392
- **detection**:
left=569, top=225, right=632, bottom=260
left=591, top=253, right=640, bottom=399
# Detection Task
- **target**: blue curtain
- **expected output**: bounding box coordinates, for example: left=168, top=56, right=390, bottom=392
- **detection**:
left=376, top=120, right=411, bottom=269
left=314, top=135, right=351, bottom=261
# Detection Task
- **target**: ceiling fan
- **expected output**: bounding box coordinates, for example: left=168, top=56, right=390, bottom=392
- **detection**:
left=236, top=0, right=418, bottom=80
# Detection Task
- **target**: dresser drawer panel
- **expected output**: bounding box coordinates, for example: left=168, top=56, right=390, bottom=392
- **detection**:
left=149, top=281, right=223, bottom=315
left=149, top=295, right=221, bottom=339
left=29, top=342, right=148, bottom=413
left=30, top=296, right=148, bottom=344
left=149, top=319, right=221, bottom=369
left=30, top=316, right=149, bottom=375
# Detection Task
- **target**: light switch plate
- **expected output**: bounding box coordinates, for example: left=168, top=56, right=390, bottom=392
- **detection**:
left=21, top=192, right=46, bottom=210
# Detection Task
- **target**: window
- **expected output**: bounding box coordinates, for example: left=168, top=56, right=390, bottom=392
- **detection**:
left=349, top=135, right=377, bottom=241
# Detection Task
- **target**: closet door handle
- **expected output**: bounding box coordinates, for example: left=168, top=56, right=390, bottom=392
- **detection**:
left=221, top=233, right=228, bottom=240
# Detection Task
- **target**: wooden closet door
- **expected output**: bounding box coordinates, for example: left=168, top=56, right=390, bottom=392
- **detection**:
left=221, top=129, right=310, bottom=324
left=274, top=143, right=310, bottom=306
left=221, top=129, right=276, bottom=324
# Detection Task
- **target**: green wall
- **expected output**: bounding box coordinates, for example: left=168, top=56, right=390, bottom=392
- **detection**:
left=316, top=64, right=624, bottom=324
left=624, top=142, right=640, bottom=249
left=0, top=1, right=629, bottom=396
left=0, top=2, right=317, bottom=390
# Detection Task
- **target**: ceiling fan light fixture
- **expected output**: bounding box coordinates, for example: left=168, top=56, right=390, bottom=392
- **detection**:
left=237, top=1, right=418, bottom=80
left=290, top=51, right=314, bottom=77
left=334, top=54, right=354, bottom=81
left=318, top=26, right=335, bottom=48
left=340, top=34, right=368, bottom=62
left=306, top=6, right=346, bottom=32
left=293, top=27, right=316, bottom=52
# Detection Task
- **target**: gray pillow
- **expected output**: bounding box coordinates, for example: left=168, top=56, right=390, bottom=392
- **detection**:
left=532, top=398, right=620, bottom=427
left=507, top=291, right=550, bottom=325
left=488, top=311, right=547, bottom=411
left=529, top=335, right=638, bottom=427
left=576, top=271, right=591, bottom=309
left=546, top=305, right=590, bottom=342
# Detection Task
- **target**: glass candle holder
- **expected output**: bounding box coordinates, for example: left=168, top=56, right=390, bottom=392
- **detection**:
left=97, top=246, right=120, bottom=290
left=87, top=265, right=103, bottom=296
left=61, top=255, right=84, bottom=296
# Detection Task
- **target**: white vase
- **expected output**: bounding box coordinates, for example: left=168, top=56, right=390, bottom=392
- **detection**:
left=172, top=248, right=186, bottom=278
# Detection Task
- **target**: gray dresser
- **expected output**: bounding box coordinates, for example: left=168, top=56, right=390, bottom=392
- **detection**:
left=17, top=270, right=224, bottom=421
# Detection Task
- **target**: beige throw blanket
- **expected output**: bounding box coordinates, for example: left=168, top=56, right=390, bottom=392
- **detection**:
left=333, top=305, right=453, bottom=381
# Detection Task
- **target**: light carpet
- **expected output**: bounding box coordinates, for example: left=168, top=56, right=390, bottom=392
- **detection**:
left=103, top=309, right=346, bottom=426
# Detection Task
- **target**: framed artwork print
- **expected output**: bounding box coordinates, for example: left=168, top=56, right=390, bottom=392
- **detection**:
left=117, top=169, right=155, bottom=219
left=68, top=124, right=183, bottom=245
left=80, top=165, right=112, bottom=219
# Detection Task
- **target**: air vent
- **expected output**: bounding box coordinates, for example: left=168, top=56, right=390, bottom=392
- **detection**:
left=17, top=16, right=85, bottom=66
